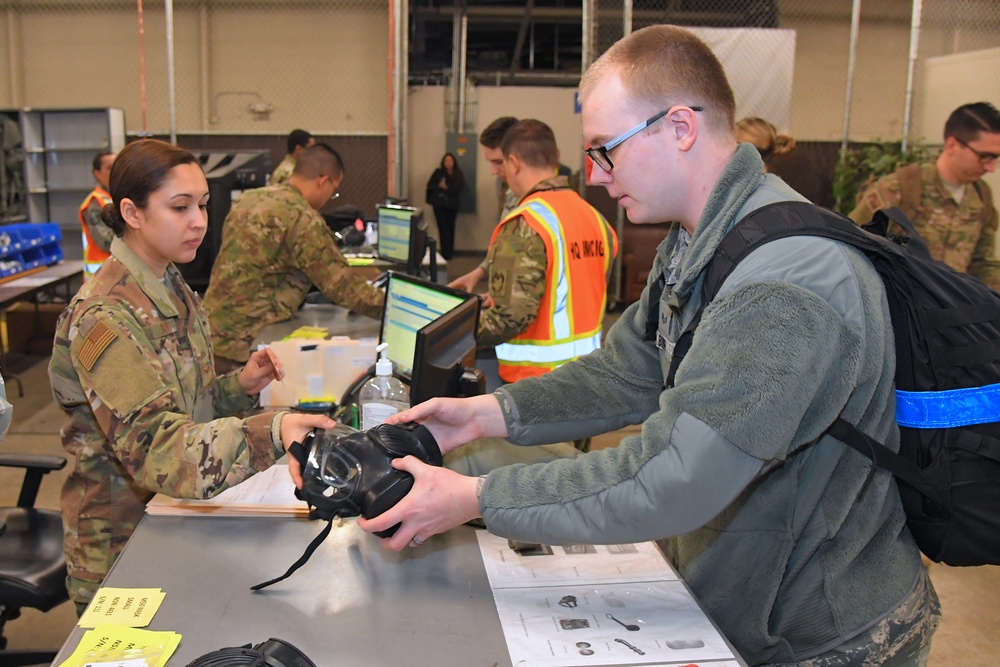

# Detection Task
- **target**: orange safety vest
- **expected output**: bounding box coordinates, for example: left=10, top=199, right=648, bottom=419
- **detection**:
left=493, top=190, right=618, bottom=382
left=79, top=186, right=113, bottom=281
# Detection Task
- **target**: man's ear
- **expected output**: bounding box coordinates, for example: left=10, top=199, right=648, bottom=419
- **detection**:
left=120, top=198, right=142, bottom=231
left=669, top=107, right=700, bottom=152
left=505, top=153, right=522, bottom=176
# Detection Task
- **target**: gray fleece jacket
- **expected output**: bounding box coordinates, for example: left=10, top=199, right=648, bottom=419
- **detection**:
left=482, top=144, right=926, bottom=664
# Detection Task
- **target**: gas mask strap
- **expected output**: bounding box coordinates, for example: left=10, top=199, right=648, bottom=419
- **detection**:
left=250, top=518, right=333, bottom=591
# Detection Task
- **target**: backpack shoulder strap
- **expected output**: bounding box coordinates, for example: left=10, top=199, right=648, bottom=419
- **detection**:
left=970, top=178, right=994, bottom=229
left=827, top=418, right=943, bottom=505
left=698, top=201, right=889, bottom=304
left=894, top=163, right=923, bottom=222
left=665, top=201, right=888, bottom=388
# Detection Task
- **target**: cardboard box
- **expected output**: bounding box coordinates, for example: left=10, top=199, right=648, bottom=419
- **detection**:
left=1, top=302, right=66, bottom=354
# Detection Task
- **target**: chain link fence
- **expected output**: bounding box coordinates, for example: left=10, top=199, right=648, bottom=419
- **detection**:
left=2, top=1, right=1000, bottom=222
left=0, top=0, right=391, bottom=220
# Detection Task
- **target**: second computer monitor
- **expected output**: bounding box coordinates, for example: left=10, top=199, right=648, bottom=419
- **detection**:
left=377, top=204, right=427, bottom=276
left=379, top=271, right=472, bottom=380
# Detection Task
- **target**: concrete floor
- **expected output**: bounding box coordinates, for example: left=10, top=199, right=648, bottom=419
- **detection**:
left=3, top=254, right=999, bottom=664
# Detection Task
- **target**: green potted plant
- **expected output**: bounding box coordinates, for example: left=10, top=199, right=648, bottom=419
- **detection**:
left=832, top=139, right=934, bottom=214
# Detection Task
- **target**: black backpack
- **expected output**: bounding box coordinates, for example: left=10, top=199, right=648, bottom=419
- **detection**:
left=667, top=201, right=1000, bottom=567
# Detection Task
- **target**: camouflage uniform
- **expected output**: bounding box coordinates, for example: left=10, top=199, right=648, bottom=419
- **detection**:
left=477, top=184, right=522, bottom=277
left=80, top=195, right=114, bottom=253
left=270, top=155, right=296, bottom=185
left=48, top=237, right=285, bottom=607
left=202, top=183, right=384, bottom=364
left=477, top=176, right=616, bottom=348
left=849, top=162, right=1000, bottom=289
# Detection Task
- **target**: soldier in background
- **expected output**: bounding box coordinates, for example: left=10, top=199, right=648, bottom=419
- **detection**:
left=448, top=116, right=520, bottom=294
left=849, top=102, right=1000, bottom=289
left=735, top=116, right=796, bottom=173
left=78, top=150, right=116, bottom=280
left=203, top=143, right=384, bottom=374
left=270, top=128, right=314, bottom=185
left=48, top=139, right=333, bottom=612
left=474, top=119, right=617, bottom=383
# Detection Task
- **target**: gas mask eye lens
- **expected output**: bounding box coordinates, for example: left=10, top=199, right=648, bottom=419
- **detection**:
left=319, top=447, right=361, bottom=489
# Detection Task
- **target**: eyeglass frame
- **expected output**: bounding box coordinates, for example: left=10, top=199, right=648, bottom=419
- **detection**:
left=955, top=137, right=1000, bottom=165
left=585, top=105, right=704, bottom=172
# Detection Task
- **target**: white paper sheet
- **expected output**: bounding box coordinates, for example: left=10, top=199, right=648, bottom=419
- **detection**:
left=476, top=532, right=741, bottom=666
left=477, top=531, right=678, bottom=588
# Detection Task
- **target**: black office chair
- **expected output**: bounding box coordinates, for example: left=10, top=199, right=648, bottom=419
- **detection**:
left=0, top=452, right=68, bottom=667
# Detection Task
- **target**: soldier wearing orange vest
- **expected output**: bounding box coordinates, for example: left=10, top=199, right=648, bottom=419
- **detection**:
left=479, top=119, right=618, bottom=382
left=78, top=151, right=116, bottom=280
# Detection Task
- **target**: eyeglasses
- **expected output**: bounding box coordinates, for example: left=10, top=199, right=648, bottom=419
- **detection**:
left=956, top=137, right=999, bottom=166
left=585, top=105, right=704, bottom=172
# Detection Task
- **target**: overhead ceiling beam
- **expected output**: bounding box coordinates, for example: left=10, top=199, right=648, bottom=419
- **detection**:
left=510, top=0, right=535, bottom=73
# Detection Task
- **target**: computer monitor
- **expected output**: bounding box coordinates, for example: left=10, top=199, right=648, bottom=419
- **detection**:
left=376, top=204, right=427, bottom=276
left=410, top=295, right=481, bottom=406
left=379, top=271, right=473, bottom=382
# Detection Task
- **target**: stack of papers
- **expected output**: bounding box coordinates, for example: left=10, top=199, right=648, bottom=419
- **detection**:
left=146, top=465, right=307, bottom=518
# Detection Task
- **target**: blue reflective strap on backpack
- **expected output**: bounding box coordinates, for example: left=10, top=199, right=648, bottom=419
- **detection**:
left=896, top=383, right=1000, bottom=428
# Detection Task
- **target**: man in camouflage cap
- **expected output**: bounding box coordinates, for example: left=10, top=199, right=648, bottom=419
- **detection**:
left=476, top=119, right=617, bottom=383
left=270, top=128, right=314, bottom=185
left=849, top=102, right=1000, bottom=289
left=204, top=143, right=384, bottom=373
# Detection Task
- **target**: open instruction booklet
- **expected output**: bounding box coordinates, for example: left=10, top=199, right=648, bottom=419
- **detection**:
left=476, top=531, right=744, bottom=666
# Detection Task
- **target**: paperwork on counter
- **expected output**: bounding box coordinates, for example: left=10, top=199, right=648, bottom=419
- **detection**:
left=476, top=531, right=743, bottom=666
left=146, top=465, right=305, bottom=518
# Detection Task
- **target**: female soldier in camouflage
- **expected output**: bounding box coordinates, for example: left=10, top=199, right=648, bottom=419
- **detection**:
left=48, top=139, right=333, bottom=613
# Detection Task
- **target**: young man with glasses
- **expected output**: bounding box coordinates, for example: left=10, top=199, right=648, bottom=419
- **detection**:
left=355, top=25, right=939, bottom=665
left=850, top=102, right=1000, bottom=289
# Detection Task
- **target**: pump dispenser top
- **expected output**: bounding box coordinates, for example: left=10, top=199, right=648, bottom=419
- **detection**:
left=374, top=342, right=392, bottom=377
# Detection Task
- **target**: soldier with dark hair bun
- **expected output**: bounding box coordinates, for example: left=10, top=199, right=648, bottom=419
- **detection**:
left=735, top=116, right=795, bottom=172
left=48, top=139, right=334, bottom=613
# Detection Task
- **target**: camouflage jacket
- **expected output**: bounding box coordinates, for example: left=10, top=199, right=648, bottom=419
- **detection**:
left=202, top=183, right=384, bottom=363
left=478, top=176, right=615, bottom=347
left=80, top=191, right=115, bottom=253
left=478, top=185, right=523, bottom=275
left=48, top=237, right=284, bottom=606
left=270, top=154, right=296, bottom=185
left=849, top=162, right=1000, bottom=289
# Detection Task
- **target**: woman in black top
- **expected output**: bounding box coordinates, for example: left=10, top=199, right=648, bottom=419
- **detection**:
left=425, top=153, right=464, bottom=259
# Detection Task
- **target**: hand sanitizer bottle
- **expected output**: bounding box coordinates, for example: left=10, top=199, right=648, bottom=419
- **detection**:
left=359, top=342, right=410, bottom=430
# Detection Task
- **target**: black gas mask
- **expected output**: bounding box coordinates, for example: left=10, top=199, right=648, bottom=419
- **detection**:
left=293, top=421, right=442, bottom=533
left=252, top=421, right=441, bottom=591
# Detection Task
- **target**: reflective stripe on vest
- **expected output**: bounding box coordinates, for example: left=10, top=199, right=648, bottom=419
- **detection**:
left=495, top=330, right=602, bottom=364
left=492, top=193, right=615, bottom=379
